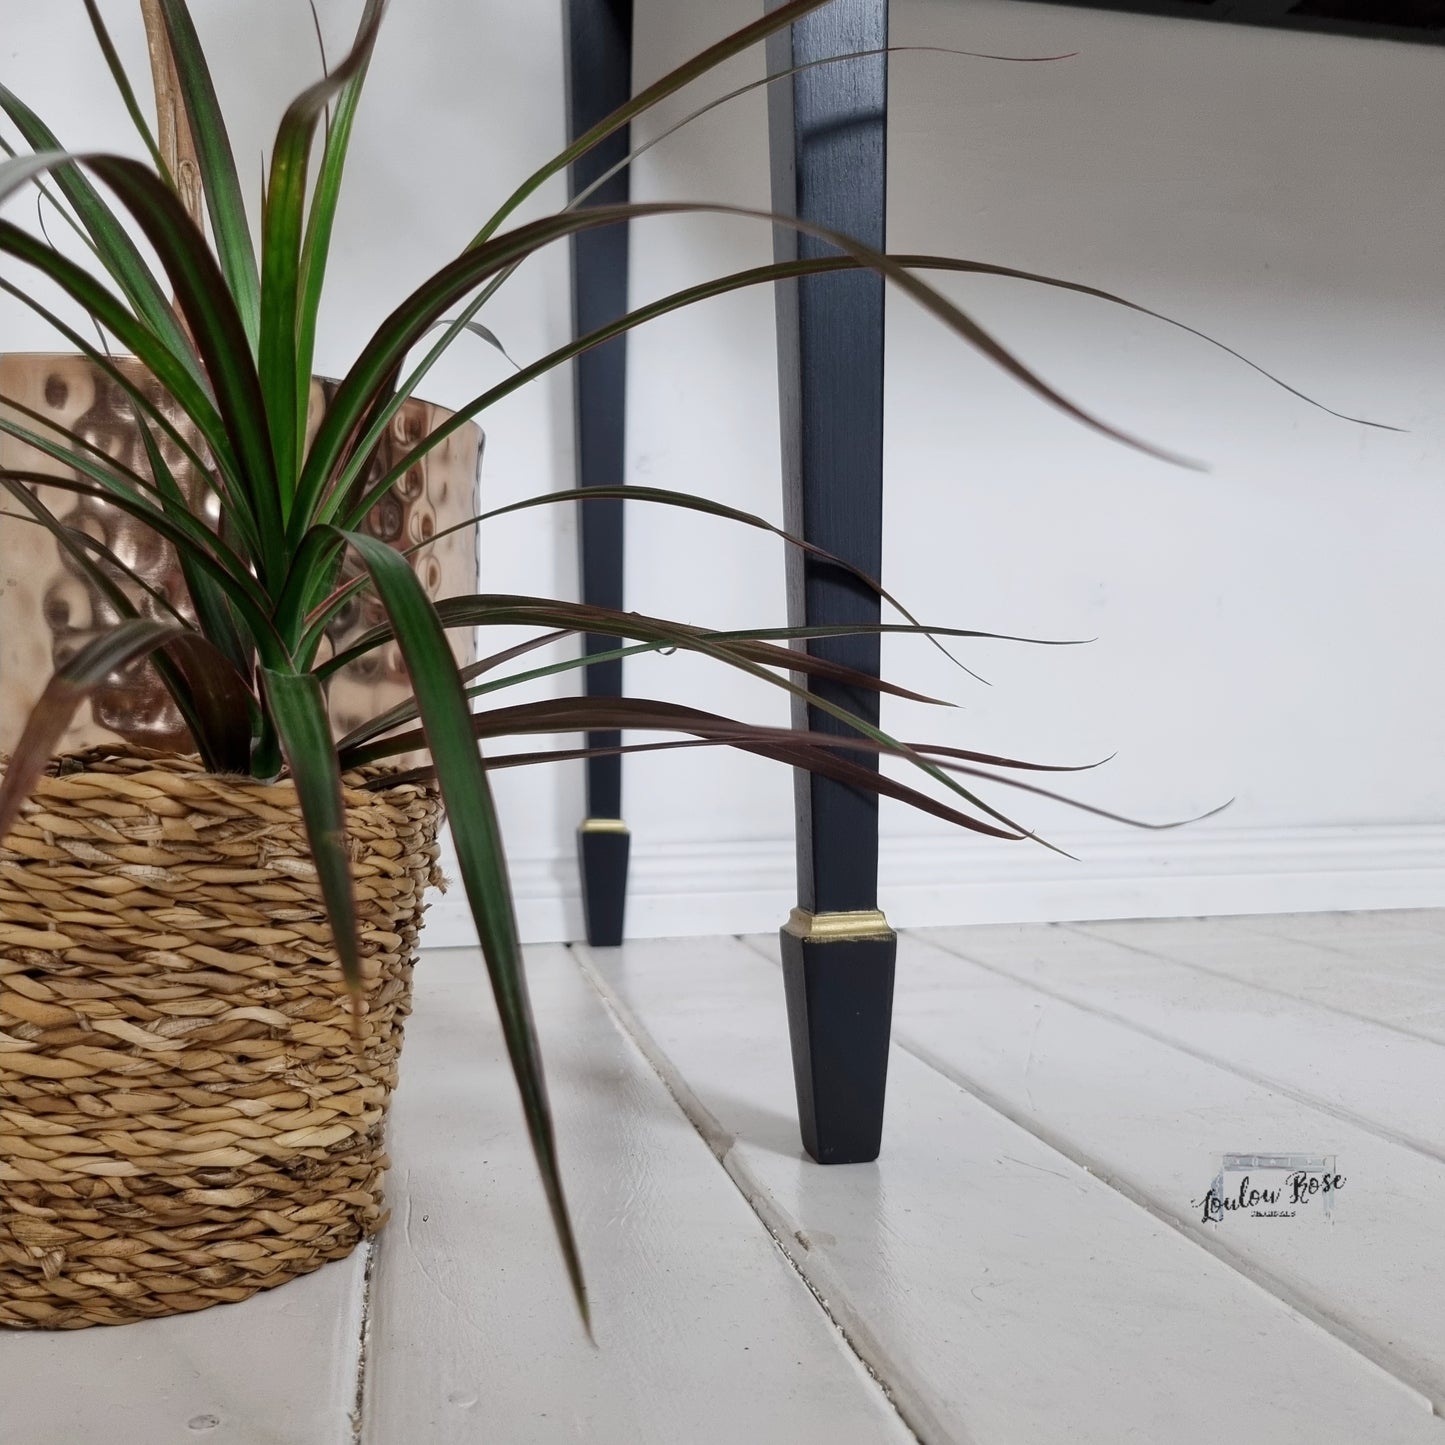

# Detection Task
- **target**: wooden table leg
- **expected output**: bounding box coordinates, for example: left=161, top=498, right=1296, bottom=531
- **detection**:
left=766, top=0, right=896, bottom=1164
left=564, top=0, right=634, bottom=947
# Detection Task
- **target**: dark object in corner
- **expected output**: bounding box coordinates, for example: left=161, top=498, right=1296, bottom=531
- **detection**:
left=1011, top=0, right=1444, bottom=47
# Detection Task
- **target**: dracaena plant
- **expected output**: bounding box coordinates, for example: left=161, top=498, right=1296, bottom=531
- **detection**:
left=0, top=0, right=1372, bottom=1322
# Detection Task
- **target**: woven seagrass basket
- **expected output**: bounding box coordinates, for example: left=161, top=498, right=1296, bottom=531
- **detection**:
left=0, top=748, right=442, bottom=1328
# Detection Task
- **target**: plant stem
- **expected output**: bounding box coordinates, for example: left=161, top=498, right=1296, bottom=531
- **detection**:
left=139, top=0, right=204, bottom=230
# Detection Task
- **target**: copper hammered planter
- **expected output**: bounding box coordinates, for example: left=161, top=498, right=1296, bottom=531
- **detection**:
left=0, top=749, right=443, bottom=1328
left=0, top=352, right=482, bottom=755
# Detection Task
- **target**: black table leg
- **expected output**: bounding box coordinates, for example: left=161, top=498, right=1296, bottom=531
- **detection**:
left=767, top=0, right=895, bottom=1164
left=564, top=0, right=634, bottom=947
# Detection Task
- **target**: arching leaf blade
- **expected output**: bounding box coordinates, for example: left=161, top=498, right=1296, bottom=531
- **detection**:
left=0, top=221, right=241, bottom=485
left=335, top=528, right=589, bottom=1332
left=80, top=0, right=169, bottom=178
left=0, top=467, right=278, bottom=655
left=0, top=90, right=197, bottom=374
left=0, top=478, right=252, bottom=773
left=155, top=0, right=261, bottom=350
left=300, top=203, right=1203, bottom=547
left=295, top=0, right=386, bottom=434
left=259, top=669, right=363, bottom=1017
left=472, top=0, right=834, bottom=243
left=80, top=155, right=283, bottom=577
left=260, top=0, right=386, bottom=498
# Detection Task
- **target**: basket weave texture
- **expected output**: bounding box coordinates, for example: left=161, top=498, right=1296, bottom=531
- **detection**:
left=0, top=749, right=442, bottom=1328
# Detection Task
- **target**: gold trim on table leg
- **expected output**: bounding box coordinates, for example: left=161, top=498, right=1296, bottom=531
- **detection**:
left=783, top=907, right=895, bottom=943
left=578, top=817, right=630, bottom=836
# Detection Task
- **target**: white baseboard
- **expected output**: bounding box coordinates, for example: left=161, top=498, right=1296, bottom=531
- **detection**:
left=420, top=822, right=1445, bottom=947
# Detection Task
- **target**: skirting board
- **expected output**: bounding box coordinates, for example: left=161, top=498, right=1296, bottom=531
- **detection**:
left=421, top=822, right=1445, bottom=946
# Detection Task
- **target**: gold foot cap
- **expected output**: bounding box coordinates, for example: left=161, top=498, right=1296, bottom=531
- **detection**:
left=784, top=907, right=894, bottom=943
left=578, top=817, right=629, bottom=835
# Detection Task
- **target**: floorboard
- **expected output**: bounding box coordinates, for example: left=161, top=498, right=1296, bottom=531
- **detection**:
left=884, top=928, right=1445, bottom=1413
left=360, top=945, right=913, bottom=1445
left=586, top=935, right=1440, bottom=1445
left=1227, top=910, right=1445, bottom=943
left=7, top=915, right=1443, bottom=1444
left=1075, top=916, right=1445, bottom=1040
left=0, top=1249, right=367, bottom=1445
left=923, top=922, right=1445, bottom=1165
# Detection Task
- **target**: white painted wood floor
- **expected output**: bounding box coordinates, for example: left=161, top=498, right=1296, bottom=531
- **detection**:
left=5, top=911, right=1444, bottom=1444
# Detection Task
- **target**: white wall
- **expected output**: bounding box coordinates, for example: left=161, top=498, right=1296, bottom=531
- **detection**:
left=3, top=2, right=1443, bottom=941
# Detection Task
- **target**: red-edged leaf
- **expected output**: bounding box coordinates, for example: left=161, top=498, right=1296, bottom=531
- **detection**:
left=0, top=619, right=186, bottom=847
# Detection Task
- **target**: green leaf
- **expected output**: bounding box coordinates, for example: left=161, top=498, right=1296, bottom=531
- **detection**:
left=326, top=218, right=1391, bottom=564
left=296, top=1, right=386, bottom=432
left=0, top=465, right=279, bottom=659
left=314, top=590, right=1053, bottom=694
left=342, top=694, right=1029, bottom=841
left=131, top=407, right=253, bottom=684
left=471, top=721, right=1106, bottom=780
left=0, top=130, right=97, bottom=260
left=471, top=0, right=835, bottom=244
left=324, top=589, right=1050, bottom=849
left=0, top=487, right=215, bottom=769
left=316, top=594, right=980, bottom=723
left=371, top=710, right=1212, bottom=836
left=301, top=207, right=1202, bottom=552
left=80, top=0, right=169, bottom=179
left=0, top=411, right=263, bottom=616
left=260, top=0, right=386, bottom=499
left=0, top=298, right=210, bottom=532
left=164, top=634, right=257, bottom=774
left=0, top=478, right=185, bottom=626
left=0, top=377, right=184, bottom=506
left=319, top=464, right=1078, bottom=691
left=334, top=528, right=588, bottom=1332
left=332, top=616, right=1082, bottom=757
left=383, top=43, right=1074, bottom=417
left=259, top=669, right=363, bottom=1015
left=0, top=217, right=242, bottom=486
left=0, top=90, right=198, bottom=375
left=0, top=268, right=261, bottom=550
left=0, top=477, right=253, bottom=773
left=328, top=635, right=813, bottom=750
left=414, top=480, right=1032, bottom=677
left=156, top=0, right=261, bottom=352
left=79, top=154, right=285, bottom=579
left=0, top=619, right=187, bottom=848
left=567, top=44, right=1073, bottom=219
left=418, top=315, right=519, bottom=370
left=332, top=629, right=576, bottom=752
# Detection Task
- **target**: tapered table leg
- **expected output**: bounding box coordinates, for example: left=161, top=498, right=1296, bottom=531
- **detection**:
left=564, top=0, right=634, bottom=946
left=767, top=0, right=895, bottom=1163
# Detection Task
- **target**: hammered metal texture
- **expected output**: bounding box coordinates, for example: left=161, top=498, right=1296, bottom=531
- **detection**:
left=0, top=354, right=481, bottom=758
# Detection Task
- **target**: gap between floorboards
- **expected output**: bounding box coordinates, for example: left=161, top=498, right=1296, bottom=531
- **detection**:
left=910, top=929, right=1445, bottom=1170
left=1060, top=922, right=1445, bottom=1051
left=569, top=941, right=943, bottom=1445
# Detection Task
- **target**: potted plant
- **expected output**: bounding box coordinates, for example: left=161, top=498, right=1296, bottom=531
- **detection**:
left=0, top=0, right=1353, bottom=1332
